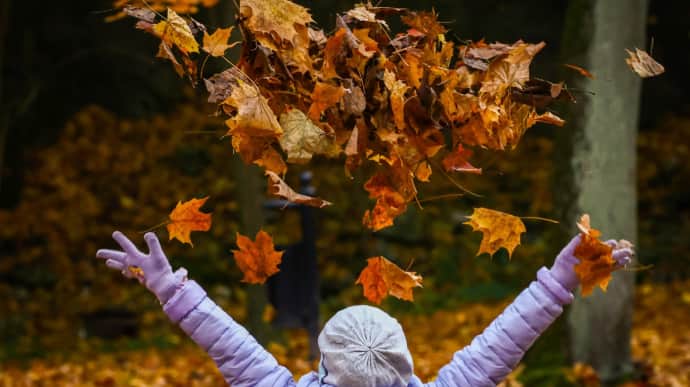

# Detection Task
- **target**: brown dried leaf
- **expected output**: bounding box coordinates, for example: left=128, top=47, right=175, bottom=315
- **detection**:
left=265, top=171, right=332, bottom=208
left=625, top=48, right=664, bottom=78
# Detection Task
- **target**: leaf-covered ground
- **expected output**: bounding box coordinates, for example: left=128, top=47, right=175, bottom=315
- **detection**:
left=1, top=282, right=687, bottom=386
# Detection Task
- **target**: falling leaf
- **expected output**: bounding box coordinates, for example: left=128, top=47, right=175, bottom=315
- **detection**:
left=533, top=111, right=565, bottom=127
left=574, top=214, right=616, bottom=296
left=308, top=83, right=346, bottom=121
left=362, top=164, right=416, bottom=231
left=625, top=48, right=664, bottom=78
left=464, top=207, right=526, bottom=257
left=442, top=144, right=482, bottom=174
left=232, top=230, right=283, bottom=284
left=156, top=42, right=185, bottom=76
left=167, top=197, right=212, bottom=246
left=279, top=108, right=338, bottom=163
left=239, top=0, right=313, bottom=45
left=152, top=9, right=199, bottom=54
left=205, top=67, right=244, bottom=104
left=384, top=70, right=409, bottom=130
left=265, top=171, right=332, bottom=208
left=202, top=27, right=237, bottom=57
left=356, top=256, right=423, bottom=304
left=564, top=63, right=595, bottom=79
left=222, top=79, right=283, bottom=138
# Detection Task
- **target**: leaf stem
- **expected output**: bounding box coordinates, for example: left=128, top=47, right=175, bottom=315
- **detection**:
left=519, top=216, right=559, bottom=224
left=139, top=219, right=171, bottom=234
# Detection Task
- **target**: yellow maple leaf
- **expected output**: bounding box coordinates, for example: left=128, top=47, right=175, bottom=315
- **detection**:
left=152, top=8, right=199, bottom=54
left=167, top=197, right=212, bottom=246
left=464, top=207, right=526, bottom=257
left=202, top=27, right=238, bottom=57
left=239, top=0, right=313, bottom=45
left=278, top=108, right=339, bottom=163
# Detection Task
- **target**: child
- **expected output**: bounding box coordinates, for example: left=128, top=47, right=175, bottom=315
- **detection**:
left=96, top=231, right=632, bottom=387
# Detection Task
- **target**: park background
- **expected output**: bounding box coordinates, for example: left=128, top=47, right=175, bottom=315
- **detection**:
left=0, top=0, right=689, bottom=385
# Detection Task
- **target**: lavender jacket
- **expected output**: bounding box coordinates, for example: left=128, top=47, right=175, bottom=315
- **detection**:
left=163, top=265, right=572, bottom=387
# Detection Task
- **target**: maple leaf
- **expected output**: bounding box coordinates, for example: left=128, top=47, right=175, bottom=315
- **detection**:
left=361, top=166, right=416, bottom=231
left=202, top=27, right=238, bottom=57
left=356, top=256, right=423, bottom=304
left=464, top=207, right=526, bottom=257
left=279, top=108, right=339, bottom=163
left=167, top=197, right=212, bottom=246
left=307, top=83, right=346, bottom=121
left=232, top=230, right=283, bottom=284
left=480, top=41, right=546, bottom=97
left=574, top=214, right=617, bottom=296
left=625, top=48, right=664, bottom=78
left=239, top=0, right=312, bottom=45
left=265, top=171, right=332, bottom=208
left=222, top=79, right=282, bottom=138
left=152, top=9, right=199, bottom=54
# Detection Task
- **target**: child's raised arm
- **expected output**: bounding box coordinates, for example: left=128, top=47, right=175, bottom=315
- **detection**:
left=96, top=231, right=297, bottom=387
left=428, top=236, right=633, bottom=387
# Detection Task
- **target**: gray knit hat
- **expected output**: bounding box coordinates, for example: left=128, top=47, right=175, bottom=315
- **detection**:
left=317, top=305, right=413, bottom=387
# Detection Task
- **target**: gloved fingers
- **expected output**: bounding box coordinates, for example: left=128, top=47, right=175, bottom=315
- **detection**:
left=173, top=267, right=188, bottom=283
left=105, top=259, right=126, bottom=271
left=96, top=249, right=126, bottom=262
left=604, top=239, right=617, bottom=247
left=558, top=234, right=582, bottom=257
left=112, top=231, right=141, bottom=257
left=612, top=248, right=634, bottom=267
left=144, top=232, right=164, bottom=258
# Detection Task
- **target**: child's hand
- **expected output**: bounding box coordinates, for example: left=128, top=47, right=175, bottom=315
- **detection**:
left=549, top=235, right=635, bottom=291
left=96, top=231, right=187, bottom=304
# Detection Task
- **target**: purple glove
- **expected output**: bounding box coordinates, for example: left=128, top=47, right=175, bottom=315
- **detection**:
left=549, top=234, right=635, bottom=291
left=96, top=231, right=187, bottom=304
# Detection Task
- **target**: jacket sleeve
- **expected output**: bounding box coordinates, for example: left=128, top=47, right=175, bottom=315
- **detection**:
left=430, top=267, right=574, bottom=387
left=163, top=280, right=296, bottom=387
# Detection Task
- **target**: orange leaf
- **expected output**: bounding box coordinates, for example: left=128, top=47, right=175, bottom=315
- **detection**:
left=232, top=230, right=284, bottom=284
left=356, top=256, right=423, bottom=304
left=464, top=207, right=526, bottom=257
left=202, top=27, right=238, bottom=57
left=564, top=63, right=595, bottom=79
left=574, top=214, right=616, bottom=296
left=308, top=83, right=345, bottom=121
left=362, top=163, right=416, bottom=231
left=167, top=197, right=212, bottom=246
left=625, top=48, right=664, bottom=78
left=265, top=171, right=332, bottom=208
left=442, top=144, right=482, bottom=174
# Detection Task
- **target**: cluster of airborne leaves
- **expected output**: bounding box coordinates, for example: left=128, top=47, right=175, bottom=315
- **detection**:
left=118, top=0, right=641, bottom=303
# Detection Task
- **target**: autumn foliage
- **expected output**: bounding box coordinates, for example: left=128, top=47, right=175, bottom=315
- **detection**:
left=113, top=0, right=579, bottom=302
left=167, top=197, right=213, bottom=246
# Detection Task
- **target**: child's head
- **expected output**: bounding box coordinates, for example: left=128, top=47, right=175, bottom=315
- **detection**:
left=317, top=305, right=413, bottom=387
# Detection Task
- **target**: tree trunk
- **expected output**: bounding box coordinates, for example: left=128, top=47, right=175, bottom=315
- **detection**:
left=231, top=157, right=271, bottom=343
left=209, top=0, right=271, bottom=343
left=559, top=0, right=646, bottom=383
